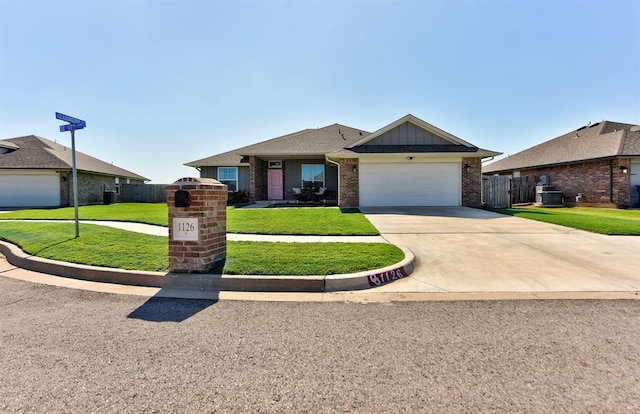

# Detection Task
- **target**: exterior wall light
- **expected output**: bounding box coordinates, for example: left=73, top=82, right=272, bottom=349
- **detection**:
left=620, top=165, right=628, bottom=174
left=353, top=165, right=358, bottom=173
left=464, top=163, right=471, bottom=172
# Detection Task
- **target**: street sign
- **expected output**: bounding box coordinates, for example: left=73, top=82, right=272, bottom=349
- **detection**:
left=55, top=111, right=86, bottom=238
left=55, top=112, right=85, bottom=125
left=59, top=121, right=86, bottom=132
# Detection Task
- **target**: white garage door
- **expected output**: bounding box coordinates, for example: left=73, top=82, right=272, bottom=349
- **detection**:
left=0, top=173, right=60, bottom=207
left=359, top=162, right=461, bottom=206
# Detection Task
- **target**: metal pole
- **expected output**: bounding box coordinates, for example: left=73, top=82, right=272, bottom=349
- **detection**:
left=71, top=129, right=80, bottom=238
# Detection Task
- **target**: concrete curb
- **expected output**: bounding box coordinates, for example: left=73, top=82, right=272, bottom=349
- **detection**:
left=0, top=241, right=415, bottom=292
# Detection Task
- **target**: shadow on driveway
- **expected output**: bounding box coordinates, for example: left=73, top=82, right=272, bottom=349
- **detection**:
left=127, top=293, right=219, bottom=322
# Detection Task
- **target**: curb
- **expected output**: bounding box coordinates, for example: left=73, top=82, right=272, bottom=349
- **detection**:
left=0, top=241, right=415, bottom=293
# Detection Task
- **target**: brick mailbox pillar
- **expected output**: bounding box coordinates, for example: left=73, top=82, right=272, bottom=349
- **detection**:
left=166, top=177, right=227, bottom=273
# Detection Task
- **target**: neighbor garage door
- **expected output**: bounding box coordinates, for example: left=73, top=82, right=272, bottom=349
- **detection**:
left=359, top=162, right=461, bottom=206
left=0, top=173, right=60, bottom=207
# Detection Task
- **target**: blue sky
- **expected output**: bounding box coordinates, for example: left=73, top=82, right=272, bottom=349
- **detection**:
left=1, top=0, right=639, bottom=183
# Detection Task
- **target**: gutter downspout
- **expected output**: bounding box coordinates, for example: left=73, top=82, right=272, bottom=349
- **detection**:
left=326, top=156, right=340, bottom=206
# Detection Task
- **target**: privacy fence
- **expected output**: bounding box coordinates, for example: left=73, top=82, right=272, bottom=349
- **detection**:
left=119, top=183, right=167, bottom=203
left=482, top=175, right=536, bottom=208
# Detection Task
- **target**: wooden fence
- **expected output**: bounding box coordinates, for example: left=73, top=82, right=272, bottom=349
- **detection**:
left=482, top=175, right=537, bottom=208
left=482, top=175, right=511, bottom=208
left=119, top=184, right=167, bottom=203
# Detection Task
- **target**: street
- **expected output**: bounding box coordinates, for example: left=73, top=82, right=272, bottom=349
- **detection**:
left=1, top=277, right=638, bottom=413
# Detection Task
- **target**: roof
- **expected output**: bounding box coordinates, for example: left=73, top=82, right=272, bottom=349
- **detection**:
left=185, top=149, right=247, bottom=168
left=186, top=123, right=369, bottom=167
left=483, top=121, right=640, bottom=173
left=0, top=135, right=149, bottom=181
left=186, top=114, right=501, bottom=167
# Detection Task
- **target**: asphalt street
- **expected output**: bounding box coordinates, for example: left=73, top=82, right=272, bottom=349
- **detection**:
left=1, top=277, right=639, bottom=413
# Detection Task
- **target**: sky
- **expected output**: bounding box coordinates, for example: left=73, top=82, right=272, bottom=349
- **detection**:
left=1, top=0, right=639, bottom=183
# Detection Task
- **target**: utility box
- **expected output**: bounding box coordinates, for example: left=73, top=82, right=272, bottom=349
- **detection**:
left=166, top=177, right=227, bottom=273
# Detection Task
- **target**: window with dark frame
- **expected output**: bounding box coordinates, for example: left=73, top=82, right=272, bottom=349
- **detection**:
left=218, top=167, right=238, bottom=191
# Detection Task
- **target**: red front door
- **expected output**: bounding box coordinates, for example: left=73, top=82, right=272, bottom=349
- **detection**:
left=268, top=170, right=283, bottom=200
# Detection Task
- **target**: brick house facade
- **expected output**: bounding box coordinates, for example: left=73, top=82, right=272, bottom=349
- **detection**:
left=483, top=120, right=639, bottom=208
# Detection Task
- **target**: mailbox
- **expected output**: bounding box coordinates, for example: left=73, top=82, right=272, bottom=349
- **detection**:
left=175, top=190, right=191, bottom=207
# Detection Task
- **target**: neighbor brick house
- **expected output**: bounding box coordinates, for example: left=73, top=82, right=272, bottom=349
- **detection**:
left=483, top=121, right=640, bottom=207
left=0, top=135, right=148, bottom=207
left=185, top=114, right=500, bottom=207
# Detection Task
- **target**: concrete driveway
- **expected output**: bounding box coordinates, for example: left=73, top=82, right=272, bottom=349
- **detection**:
left=361, top=207, right=640, bottom=293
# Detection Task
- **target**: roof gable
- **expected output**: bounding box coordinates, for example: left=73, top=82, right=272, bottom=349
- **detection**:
left=347, top=114, right=476, bottom=149
left=484, top=121, right=640, bottom=173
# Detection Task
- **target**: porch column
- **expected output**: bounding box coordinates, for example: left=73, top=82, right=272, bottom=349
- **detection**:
left=339, top=158, right=359, bottom=207
left=248, top=156, right=268, bottom=202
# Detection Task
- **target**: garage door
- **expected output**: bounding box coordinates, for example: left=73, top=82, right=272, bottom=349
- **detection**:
left=359, top=162, right=461, bottom=206
left=0, top=173, right=60, bottom=207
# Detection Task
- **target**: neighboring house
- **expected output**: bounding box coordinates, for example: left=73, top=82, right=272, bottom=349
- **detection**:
left=483, top=121, right=640, bottom=207
left=185, top=114, right=500, bottom=207
left=0, top=135, right=149, bottom=208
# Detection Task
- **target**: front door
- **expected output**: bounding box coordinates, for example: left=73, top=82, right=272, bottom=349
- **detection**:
left=268, top=169, right=283, bottom=200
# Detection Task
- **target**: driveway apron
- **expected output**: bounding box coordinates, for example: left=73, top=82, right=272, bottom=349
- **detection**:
left=361, top=207, right=640, bottom=293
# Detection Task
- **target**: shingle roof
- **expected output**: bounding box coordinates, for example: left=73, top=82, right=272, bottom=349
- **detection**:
left=483, top=121, right=640, bottom=173
left=185, top=124, right=369, bottom=167
left=184, top=149, right=247, bottom=167
left=0, top=135, right=149, bottom=181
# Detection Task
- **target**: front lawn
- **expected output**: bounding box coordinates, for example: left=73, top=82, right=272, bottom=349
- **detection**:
left=485, top=207, right=640, bottom=235
left=0, top=222, right=401, bottom=275
left=0, top=204, right=379, bottom=236
left=0, top=203, right=168, bottom=226
left=226, top=207, right=379, bottom=235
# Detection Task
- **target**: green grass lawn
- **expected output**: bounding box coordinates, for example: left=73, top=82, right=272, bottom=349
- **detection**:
left=226, top=207, right=379, bottom=235
left=0, top=203, right=168, bottom=226
left=0, top=203, right=378, bottom=235
left=0, top=221, right=401, bottom=275
left=485, top=207, right=640, bottom=235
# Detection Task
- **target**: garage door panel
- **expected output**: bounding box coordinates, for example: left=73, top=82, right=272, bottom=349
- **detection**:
left=360, top=163, right=460, bottom=207
left=0, top=174, right=60, bottom=207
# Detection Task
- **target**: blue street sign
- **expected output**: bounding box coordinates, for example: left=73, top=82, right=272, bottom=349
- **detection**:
left=55, top=112, right=85, bottom=125
left=59, top=121, right=86, bottom=132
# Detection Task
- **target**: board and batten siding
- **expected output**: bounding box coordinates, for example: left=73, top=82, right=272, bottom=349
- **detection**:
left=199, top=166, right=250, bottom=191
left=283, top=159, right=338, bottom=194
left=363, top=121, right=452, bottom=146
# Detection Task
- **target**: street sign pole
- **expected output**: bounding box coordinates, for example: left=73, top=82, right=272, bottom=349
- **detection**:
left=56, top=112, right=86, bottom=238
left=70, top=128, right=79, bottom=238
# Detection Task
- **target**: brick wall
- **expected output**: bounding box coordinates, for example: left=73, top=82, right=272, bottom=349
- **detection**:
left=518, top=158, right=632, bottom=206
left=339, top=158, right=359, bottom=206
left=249, top=156, right=268, bottom=202
left=166, top=178, right=227, bottom=273
left=462, top=157, right=482, bottom=207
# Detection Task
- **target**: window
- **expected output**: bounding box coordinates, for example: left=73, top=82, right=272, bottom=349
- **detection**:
left=302, top=164, right=324, bottom=189
left=268, top=161, right=283, bottom=169
left=218, top=167, right=238, bottom=191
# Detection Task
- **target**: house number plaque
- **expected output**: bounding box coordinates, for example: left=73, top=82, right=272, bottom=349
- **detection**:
left=173, top=217, right=199, bottom=241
